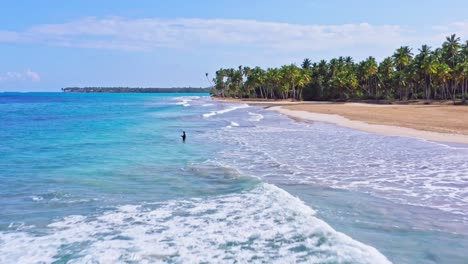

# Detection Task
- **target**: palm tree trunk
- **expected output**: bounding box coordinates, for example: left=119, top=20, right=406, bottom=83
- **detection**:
left=442, top=84, right=445, bottom=100
left=443, top=83, right=448, bottom=100
left=452, top=81, right=457, bottom=102
left=427, top=75, right=432, bottom=101
left=462, top=78, right=465, bottom=103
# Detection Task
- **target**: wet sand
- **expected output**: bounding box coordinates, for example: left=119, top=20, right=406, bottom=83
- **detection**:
left=272, top=103, right=468, bottom=144
left=213, top=98, right=468, bottom=144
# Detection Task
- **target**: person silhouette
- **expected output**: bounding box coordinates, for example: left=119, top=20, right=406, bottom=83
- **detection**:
left=181, top=131, right=186, bottom=142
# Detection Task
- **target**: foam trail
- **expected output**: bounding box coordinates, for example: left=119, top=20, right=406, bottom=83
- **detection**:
left=248, top=112, right=264, bottom=122
left=203, top=104, right=249, bottom=118
left=225, top=121, right=240, bottom=129
left=173, top=96, right=200, bottom=107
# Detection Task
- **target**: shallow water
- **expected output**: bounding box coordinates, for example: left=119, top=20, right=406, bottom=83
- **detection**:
left=0, top=93, right=467, bottom=263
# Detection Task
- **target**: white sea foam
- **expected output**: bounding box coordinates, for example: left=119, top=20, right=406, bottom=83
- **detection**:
left=7, top=222, right=34, bottom=231
left=0, top=184, right=390, bottom=263
left=208, top=115, right=468, bottom=218
left=230, top=121, right=240, bottom=127
left=173, top=96, right=200, bottom=107
left=225, top=121, right=240, bottom=129
left=31, top=196, right=43, bottom=201
left=203, top=104, right=249, bottom=118
left=248, top=112, right=264, bottom=122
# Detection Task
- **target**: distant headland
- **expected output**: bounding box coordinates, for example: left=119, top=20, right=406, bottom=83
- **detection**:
left=62, top=87, right=213, bottom=93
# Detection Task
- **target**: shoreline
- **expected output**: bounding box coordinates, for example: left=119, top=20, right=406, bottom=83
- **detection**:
left=213, top=98, right=468, bottom=144
left=270, top=106, right=468, bottom=145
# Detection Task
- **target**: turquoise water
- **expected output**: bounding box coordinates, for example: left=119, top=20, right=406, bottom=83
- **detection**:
left=0, top=93, right=467, bottom=263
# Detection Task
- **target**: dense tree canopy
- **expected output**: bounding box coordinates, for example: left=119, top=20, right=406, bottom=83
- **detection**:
left=211, top=34, right=468, bottom=102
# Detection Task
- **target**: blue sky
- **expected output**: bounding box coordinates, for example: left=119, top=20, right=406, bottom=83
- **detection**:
left=1, top=0, right=467, bottom=91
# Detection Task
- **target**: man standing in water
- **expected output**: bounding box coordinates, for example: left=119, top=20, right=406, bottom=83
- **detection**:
left=181, top=131, right=186, bottom=142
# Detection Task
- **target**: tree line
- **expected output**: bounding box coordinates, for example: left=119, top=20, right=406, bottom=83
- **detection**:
left=210, top=34, right=468, bottom=102
left=62, top=87, right=211, bottom=93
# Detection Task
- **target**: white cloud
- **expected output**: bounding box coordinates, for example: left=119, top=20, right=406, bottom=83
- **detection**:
left=24, top=70, right=41, bottom=82
left=0, top=31, right=20, bottom=42
left=0, top=17, right=412, bottom=53
left=432, top=20, right=468, bottom=41
left=0, top=70, right=41, bottom=82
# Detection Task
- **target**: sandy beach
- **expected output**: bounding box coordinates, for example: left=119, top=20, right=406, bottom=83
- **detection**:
left=214, top=98, right=468, bottom=144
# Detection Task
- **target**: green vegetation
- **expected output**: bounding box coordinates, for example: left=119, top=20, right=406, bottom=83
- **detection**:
left=211, top=34, right=468, bottom=102
left=62, top=87, right=211, bottom=93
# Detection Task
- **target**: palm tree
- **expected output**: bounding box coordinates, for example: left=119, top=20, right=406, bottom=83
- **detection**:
left=344, top=56, right=354, bottom=65
left=377, top=57, right=394, bottom=98
left=296, top=68, right=312, bottom=100
left=205, top=72, right=214, bottom=88
left=442, top=34, right=462, bottom=100
left=435, top=63, right=452, bottom=100
left=252, top=66, right=266, bottom=98
left=393, top=46, right=413, bottom=99
left=315, top=60, right=329, bottom=98
left=229, top=66, right=244, bottom=97
left=301, top=58, right=312, bottom=69
left=460, top=41, right=468, bottom=102
left=412, top=45, right=432, bottom=100
left=214, top=68, right=228, bottom=96
left=444, top=34, right=461, bottom=68
left=265, top=68, right=282, bottom=99
left=281, top=64, right=301, bottom=100
left=360, top=56, right=378, bottom=97
left=421, top=54, right=437, bottom=100
left=459, top=61, right=468, bottom=102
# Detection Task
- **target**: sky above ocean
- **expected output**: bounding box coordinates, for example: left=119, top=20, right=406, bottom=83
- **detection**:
left=0, top=0, right=467, bottom=91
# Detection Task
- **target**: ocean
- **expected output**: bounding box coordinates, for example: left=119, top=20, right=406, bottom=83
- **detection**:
left=0, top=93, right=467, bottom=263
